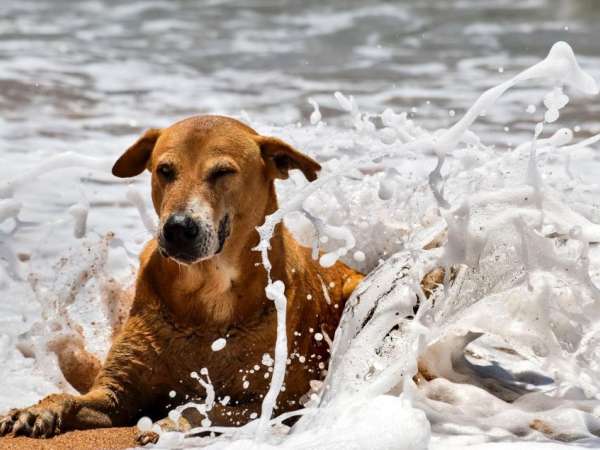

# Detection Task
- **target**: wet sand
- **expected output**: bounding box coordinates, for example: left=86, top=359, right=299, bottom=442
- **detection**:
left=0, top=427, right=138, bottom=450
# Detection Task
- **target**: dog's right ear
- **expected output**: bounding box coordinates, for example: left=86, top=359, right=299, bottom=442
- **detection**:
left=112, top=128, right=162, bottom=178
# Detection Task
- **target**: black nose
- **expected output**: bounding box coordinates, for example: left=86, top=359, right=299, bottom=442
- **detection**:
left=163, top=214, right=199, bottom=244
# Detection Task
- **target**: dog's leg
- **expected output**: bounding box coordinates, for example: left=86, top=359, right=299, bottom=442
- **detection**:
left=0, top=314, right=160, bottom=438
left=49, top=335, right=103, bottom=394
left=0, top=389, right=118, bottom=438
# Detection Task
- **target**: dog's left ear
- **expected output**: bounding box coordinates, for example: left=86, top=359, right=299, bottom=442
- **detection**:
left=112, top=128, right=162, bottom=178
left=255, top=136, right=321, bottom=182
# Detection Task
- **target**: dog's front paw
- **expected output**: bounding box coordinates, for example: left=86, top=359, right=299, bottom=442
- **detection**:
left=0, top=394, right=74, bottom=438
left=0, top=407, right=59, bottom=438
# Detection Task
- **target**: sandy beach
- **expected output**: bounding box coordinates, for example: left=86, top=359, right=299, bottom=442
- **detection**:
left=0, top=427, right=137, bottom=450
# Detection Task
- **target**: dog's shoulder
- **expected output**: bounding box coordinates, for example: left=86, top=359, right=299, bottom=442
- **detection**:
left=280, top=229, right=363, bottom=307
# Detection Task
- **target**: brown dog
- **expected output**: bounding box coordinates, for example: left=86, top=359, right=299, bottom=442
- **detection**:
left=0, top=115, right=363, bottom=443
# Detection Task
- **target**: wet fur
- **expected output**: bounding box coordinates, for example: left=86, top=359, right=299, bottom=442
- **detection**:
left=0, top=116, right=363, bottom=440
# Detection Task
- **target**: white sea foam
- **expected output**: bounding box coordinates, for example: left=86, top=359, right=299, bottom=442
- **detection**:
left=211, top=338, right=227, bottom=352
left=1, top=42, right=600, bottom=449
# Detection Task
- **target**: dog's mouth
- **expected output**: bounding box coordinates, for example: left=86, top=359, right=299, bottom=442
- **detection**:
left=158, top=214, right=231, bottom=264
left=158, top=247, right=198, bottom=265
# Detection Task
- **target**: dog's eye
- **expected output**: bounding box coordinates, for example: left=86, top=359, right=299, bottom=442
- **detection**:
left=157, top=164, right=175, bottom=181
left=208, top=166, right=237, bottom=182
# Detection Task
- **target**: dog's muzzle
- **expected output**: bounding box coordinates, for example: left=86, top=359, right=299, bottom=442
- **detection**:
left=159, top=213, right=231, bottom=264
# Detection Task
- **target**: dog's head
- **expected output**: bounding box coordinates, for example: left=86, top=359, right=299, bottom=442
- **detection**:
left=112, top=115, right=320, bottom=265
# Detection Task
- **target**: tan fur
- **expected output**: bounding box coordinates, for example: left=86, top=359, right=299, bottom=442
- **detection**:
left=0, top=115, right=363, bottom=440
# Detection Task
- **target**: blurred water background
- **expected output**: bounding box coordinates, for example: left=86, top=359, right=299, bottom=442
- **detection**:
left=2, top=0, right=600, bottom=145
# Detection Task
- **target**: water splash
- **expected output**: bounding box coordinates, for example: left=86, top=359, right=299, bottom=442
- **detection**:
left=247, top=41, right=600, bottom=448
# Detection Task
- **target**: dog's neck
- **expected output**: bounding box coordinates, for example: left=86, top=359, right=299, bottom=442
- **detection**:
left=152, top=184, right=287, bottom=328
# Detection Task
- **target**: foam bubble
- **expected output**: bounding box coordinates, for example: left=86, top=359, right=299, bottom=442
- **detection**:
left=137, top=416, right=153, bottom=432
left=211, top=338, right=227, bottom=352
